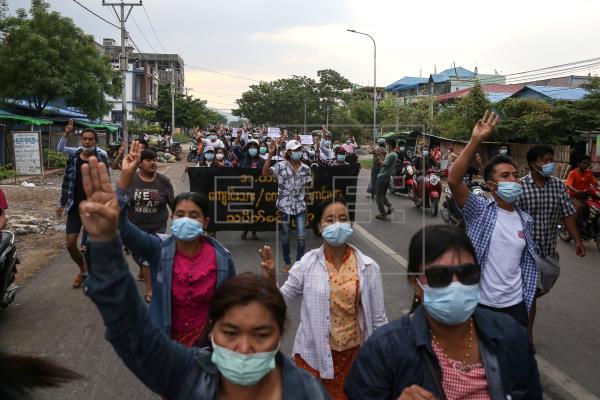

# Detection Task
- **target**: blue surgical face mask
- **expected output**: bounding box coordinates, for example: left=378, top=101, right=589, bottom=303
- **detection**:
left=211, top=339, right=278, bottom=386
left=494, top=181, right=523, bottom=203
left=323, top=140, right=332, bottom=147
left=248, top=148, right=258, bottom=157
left=337, top=154, right=346, bottom=162
left=537, top=162, right=555, bottom=177
left=205, top=152, right=215, bottom=161
left=171, top=217, right=204, bottom=241
left=321, top=222, right=353, bottom=247
left=291, top=151, right=303, bottom=161
left=419, top=281, right=480, bottom=325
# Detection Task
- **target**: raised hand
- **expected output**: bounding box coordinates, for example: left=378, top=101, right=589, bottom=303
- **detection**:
left=118, top=140, right=141, bottom=190
left=64, top=119, right=74, bottom=136
left=471, top=110, right=499, bottom=143
left=79, top=157, right=119, bottom=242
left=258, top=245, right=276, bottom=285
left=269, top=140, right=277, bottom=156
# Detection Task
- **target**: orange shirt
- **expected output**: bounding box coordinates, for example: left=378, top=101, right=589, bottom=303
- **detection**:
left=566, top=168, right=597, bottom=196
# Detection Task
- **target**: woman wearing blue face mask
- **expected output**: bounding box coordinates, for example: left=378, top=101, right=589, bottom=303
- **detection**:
left=448, top=112, right=538, bottom=330
left=260, top=198, right=387, bottom=399
left=78, top=160, right=328, bottom=399
left=345, top=225, right=542, bottom=400
left=114, top=142, right=236, bottom=348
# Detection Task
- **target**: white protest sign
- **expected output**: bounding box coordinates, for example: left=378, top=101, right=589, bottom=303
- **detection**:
left=267, top=127, right=281, bottom=139
left=300, top=135, right=313, bottom=145
left=12, top=131, right=43, bottom=176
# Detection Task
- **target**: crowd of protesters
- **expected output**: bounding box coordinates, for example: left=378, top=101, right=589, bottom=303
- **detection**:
left=24, top=111, right=597, bottom=399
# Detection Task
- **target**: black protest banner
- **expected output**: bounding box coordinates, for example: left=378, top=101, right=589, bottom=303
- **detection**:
left=187, top=163, right=360, bottom=231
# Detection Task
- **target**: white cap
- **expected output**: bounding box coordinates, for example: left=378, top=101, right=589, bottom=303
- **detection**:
left=286, top=140, right=302, bottom=151
left=204, top=145, right=215, bottom=153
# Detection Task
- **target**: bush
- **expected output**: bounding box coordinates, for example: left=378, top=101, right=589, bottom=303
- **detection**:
left=42, top=149, right=67, bottom=168
left=0, top=165, right=17, bottom=180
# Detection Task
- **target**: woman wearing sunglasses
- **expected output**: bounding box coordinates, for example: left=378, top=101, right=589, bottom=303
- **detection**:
left=345, top=225, right=542, bottom=400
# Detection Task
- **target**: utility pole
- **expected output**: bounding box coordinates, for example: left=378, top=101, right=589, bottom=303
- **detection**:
left=429, top=81, right=434, bottom=133
left=103, top=0, right=142, bottom=151
left=171, top=62, right=176, bottom=138
left=326, top=104, right=329, bottom=130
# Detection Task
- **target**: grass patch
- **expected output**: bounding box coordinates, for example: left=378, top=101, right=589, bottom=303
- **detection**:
left=359, top=158, right=373, bottom=169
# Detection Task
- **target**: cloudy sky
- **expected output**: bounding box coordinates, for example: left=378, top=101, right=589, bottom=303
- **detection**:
left=9, top=0, right=600, bottom=117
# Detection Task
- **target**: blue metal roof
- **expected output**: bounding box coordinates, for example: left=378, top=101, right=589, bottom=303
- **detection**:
left=487, top=93, right=513, bottom=103
left=438, top=66, right=475, bottom=78
left=9, top=99, right=88, bottom=118
left=385, top=76, right=428, bottom=92
left=521, top=85, right=589, bottom=101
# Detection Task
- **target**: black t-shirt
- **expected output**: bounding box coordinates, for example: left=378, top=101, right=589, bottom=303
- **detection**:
left=128, top=172, right=175, bottom=233
left=73, top=156, right=88, bottom=208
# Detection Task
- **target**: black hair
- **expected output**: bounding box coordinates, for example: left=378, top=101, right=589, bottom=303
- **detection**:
left=173, top=192, right=210, bottom=217
left=334, top=146, right=347, bottom=155
left=578, top=154, right=591, bottom=164
left=140, top=149, right=156, bottom=161
left=483, top=154, right=517, bottom=182
left=526, top=145, right=554, bottom=165
left=138, top=138, right=149, bottom=147
left=386, top=139, right=395, bottom=147
left=209, top=272, right=287, bottom=334
left=407, top=225, right=477, bottom=277
left=80, top=128, right=98, bottom=141
left=311, top=196, right=349, bottom=236
left=0, top=352, right=82, bottom=400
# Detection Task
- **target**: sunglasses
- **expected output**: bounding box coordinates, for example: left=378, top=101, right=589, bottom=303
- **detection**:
left=423, top=263, right=481, bottom=288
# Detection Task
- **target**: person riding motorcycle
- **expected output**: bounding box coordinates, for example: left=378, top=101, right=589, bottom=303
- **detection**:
left=566, top=155, right=599, bottom=225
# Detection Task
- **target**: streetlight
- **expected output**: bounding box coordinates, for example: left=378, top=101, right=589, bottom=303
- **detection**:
left=347, top=29, right=377, bottom=143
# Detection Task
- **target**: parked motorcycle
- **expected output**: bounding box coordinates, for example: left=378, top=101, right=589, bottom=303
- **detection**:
left=441, top=173, right=486, bottom=229
left=187, top=140, right=199, bottom=162
left=389, top=160, right=415, bottom=196
left=410, top=168, right=442, bottom=217
left=0, top=230, right=18, bottom=309
left=170, top=141, right=182, bottom=155
left=558, top=188, right=600, bottom=251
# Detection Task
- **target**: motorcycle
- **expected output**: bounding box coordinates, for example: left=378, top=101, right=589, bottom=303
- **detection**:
left=410, top=168, right=442, bottom=217
left=441, top=173, right=487, bottom=229
left=170, top=141, right=182, bottom=155
left=389, top=160, right=415, bottom=196
left=0, top=230, right=18, bottom=309
left=558, top=188, right=600, bottom=251
left=187, top=140, right=199, bottom=162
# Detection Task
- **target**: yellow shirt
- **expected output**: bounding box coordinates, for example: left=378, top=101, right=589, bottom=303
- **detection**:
left=326, top=248, right=361, bottom=351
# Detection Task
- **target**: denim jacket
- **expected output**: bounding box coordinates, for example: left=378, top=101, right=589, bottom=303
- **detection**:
left=116, top=187, right=236, bottom=337
left=84, top=238, right=330, bottom=400
left=344, top=305, right=542, bottom=400
left=59, top=147, right=109, bottom=212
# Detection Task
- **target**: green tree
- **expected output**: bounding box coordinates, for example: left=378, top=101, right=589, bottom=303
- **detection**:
left=0, top=0, right=120, bottom=119
left=132, top=108, right=157, bottom=124
left=317, top=69, right=353, bottom=121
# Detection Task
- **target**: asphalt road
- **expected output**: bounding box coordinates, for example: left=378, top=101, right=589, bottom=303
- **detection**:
left=0, top=159, right=597, bottom=399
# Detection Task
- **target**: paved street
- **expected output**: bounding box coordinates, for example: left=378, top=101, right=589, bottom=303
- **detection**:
left=0, top=160, right=598, bottom=399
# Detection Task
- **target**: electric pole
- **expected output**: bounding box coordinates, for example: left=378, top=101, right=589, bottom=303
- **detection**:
left=103, top=0, right=142, bottom=151
left=171, top=62, right=176, bottom=138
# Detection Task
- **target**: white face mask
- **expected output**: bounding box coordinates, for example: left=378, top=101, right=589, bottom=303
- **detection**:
left=216, top=153, right=225, bottom=160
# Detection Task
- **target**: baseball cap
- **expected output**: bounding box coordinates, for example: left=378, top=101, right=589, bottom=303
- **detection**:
left=140, top=149, right=156, bottom=161
left=204, top=145, right=215, bottom=153
left=285, top=140, right=302, bottom=151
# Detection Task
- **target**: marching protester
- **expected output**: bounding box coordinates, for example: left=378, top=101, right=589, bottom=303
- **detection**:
left=448, top=111, right=538, bottom=329
left=214, top=147, right=233, bottom=167
left=79, top=157, right=328, bottom=399
left=262, top=138, right=312, bottom=272
left=566, top=154, right=599, bottom=222
left=57, top=120, right=109, bottom=288
left=320, top=131, right=335, bottom=160
left=127, top=148, right=175, bottom=303
left=237, top=139, right=265, bottom=241
left=115, top=142, right=236, bottom=347
left=0, top=188, right=7, bottom=230
left=197, top=146, right=216, bottom=167
left=367, top=138, right=387, bottom=200
left=375, top=139, right=397, bottom=221
left=516, top=145, right=584, bottom=337
left=259, top=197, right=387, bottom=400
left=345, top=225, right=542, bottom=399
left=341, top=136, right=358, bottom=155
left=111, top=138, right=148, bottom=170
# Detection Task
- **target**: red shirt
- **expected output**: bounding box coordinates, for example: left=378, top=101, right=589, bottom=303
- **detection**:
left=566, top=168, right=597, bottom=196
left=0, top=189, right=8, bottom=210
left=171, top=239, right=217, bottom=337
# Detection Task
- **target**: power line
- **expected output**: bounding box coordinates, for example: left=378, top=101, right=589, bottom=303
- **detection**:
left=184, top=63, right=261, bottom=82
left=71, top=0, right=120, bottom=29
left=142, top=4, right=167, bottom=53
left=130, top=15, right=157, bottom=54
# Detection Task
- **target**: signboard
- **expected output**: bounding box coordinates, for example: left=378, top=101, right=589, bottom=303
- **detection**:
left=188, top=164, right=360, bottom=231
left=12, top=131, right=43, bottom=176
left=300, top=135, right=314, bottom=145
left=267, top=127, right=281, bottom=139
